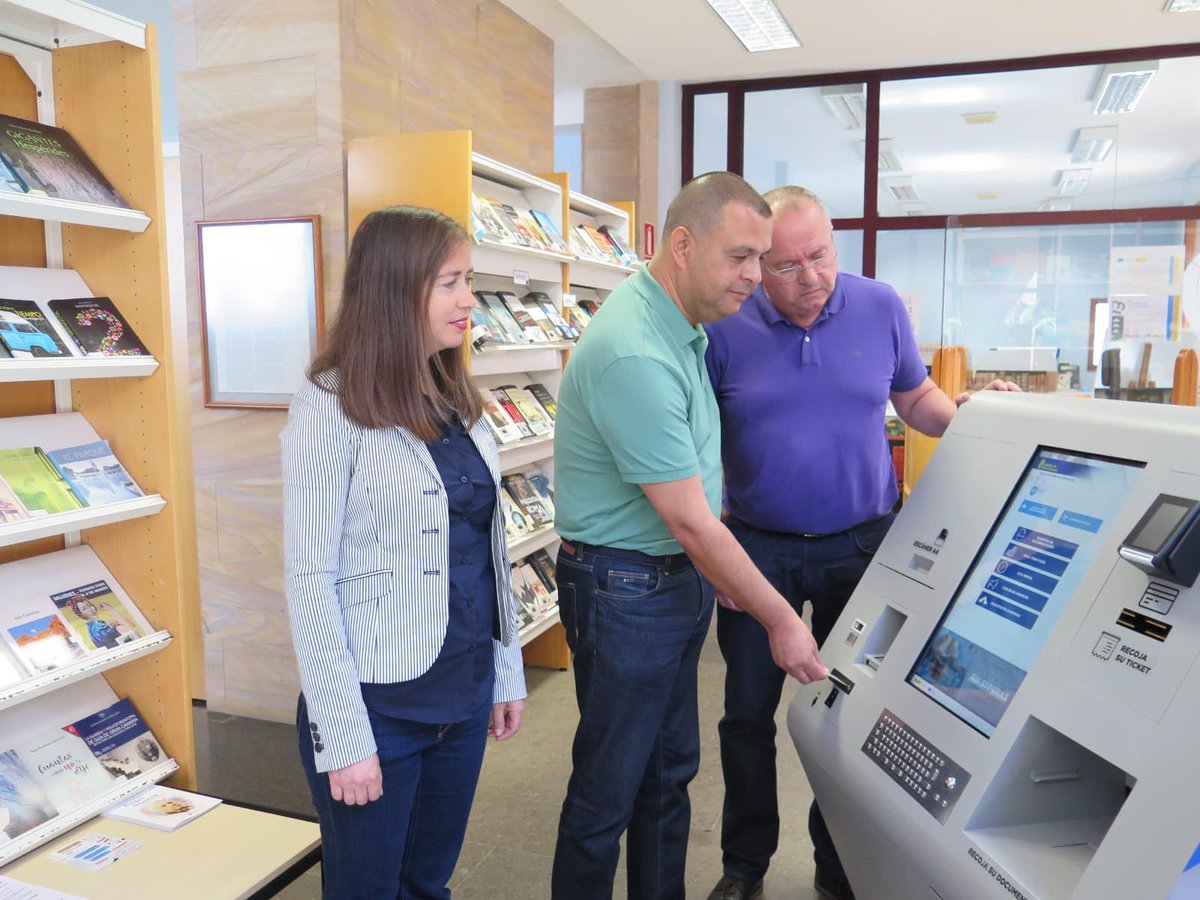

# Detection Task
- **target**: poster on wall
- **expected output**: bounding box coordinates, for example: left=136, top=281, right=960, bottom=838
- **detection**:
left=1108, top=246, right=1186, bottom=341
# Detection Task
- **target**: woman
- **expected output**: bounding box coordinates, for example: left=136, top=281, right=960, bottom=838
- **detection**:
left=282, top=206, right=527, bottom=899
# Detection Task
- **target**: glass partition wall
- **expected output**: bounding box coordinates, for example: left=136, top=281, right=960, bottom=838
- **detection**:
left=685, top=44, right=1200, bottom=404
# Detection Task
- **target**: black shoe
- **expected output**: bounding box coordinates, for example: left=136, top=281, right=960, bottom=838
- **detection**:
left=707, top=874, right=764, bottom=900
left=814, top=867, right=856, bottom=900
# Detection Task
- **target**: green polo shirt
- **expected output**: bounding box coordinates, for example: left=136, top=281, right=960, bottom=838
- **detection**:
left=554, top=265, right=722, bottom=554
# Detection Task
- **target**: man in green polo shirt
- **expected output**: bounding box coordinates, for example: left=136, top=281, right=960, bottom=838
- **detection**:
left=551, top=172, right=830, bottom=900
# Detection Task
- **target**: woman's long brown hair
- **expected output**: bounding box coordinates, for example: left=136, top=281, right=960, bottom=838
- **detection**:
left=308, top=206, right=482, bottom=441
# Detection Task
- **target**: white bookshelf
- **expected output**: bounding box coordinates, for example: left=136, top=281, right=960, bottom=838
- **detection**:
left=0, top=192, right=151, bottom=234
left=471, top=344, right=570, bottom=377
left=507, top=523, right=559, bottom=560
left=0, top=0, right=145, bottom=50
left=567, top=189, right=639, bottom=293
left=0, top=495, right=165, bottom=548
left=498, top=433, right=555, bottom=473
left=0, top=356, right=159, bottom=382
left=519, top=602, right=560, bottom=648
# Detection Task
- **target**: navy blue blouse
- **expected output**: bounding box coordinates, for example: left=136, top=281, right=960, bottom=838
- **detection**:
left=360, top=419, right=497, bottom=723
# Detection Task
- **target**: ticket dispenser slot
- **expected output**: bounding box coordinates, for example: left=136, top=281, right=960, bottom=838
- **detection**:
left=964, top=716, right=1134, bottom=900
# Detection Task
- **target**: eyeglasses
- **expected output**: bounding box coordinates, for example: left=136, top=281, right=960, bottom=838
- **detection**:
left=764, top=251, right=834, bottom=279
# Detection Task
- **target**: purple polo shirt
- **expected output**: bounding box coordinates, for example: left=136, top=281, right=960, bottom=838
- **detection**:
left=704, top=272, right=927, bottom=535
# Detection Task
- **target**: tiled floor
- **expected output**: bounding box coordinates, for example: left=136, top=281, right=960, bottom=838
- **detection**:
left=193, top=626, right=825, bottom=899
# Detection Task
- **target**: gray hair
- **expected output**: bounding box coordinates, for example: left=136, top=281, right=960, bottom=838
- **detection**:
left=762, top=185, right=827, bottom=217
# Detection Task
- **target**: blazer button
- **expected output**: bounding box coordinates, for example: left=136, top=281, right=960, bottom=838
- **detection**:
left=314, top=743, right=325, bottom=753
left=460, top=475, right=469, bottom=483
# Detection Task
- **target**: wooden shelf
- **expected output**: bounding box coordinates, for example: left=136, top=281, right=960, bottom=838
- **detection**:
left=0, top=0, right=145, bottom=49
left=0, top=495, right=166, bottom=548
left=0, top=759, right=179, bottom=868
left=0, top=630, right=173, bottom=712
left=0, top=192, right=151, bottom=233
left=507, top=523, right=558, bottom=560
left=519, top=601, right=560, bottom=647
left=498, top=433, right=555, bottom=473
left=0, top=355, right=159, bottom=382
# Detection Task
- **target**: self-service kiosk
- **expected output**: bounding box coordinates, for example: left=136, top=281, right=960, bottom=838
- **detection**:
left=788, top=393, right=1200, bottom=900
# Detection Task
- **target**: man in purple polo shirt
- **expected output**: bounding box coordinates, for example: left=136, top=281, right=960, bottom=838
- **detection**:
left=703, top=186, right=1017, bottom=900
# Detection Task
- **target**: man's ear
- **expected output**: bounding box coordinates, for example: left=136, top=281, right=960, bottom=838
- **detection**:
left=669, top=224, right=694, bottom=268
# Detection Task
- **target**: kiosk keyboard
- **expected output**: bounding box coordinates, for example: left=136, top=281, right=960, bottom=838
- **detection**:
left=862, top=709, right=970, bottom=824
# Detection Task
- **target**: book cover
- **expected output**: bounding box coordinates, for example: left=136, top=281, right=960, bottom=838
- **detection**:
left=516, top=209, right=554, bottom=252
left=0, top=477, right=29, bottom=526
left=502, top=474, right=553, bottom=527
left=526, top=471, right=556, bottom=518
left=528, top=209, right=571, bottom=255
left=498, top=203, right=543, bottom=250
left=517, top=299, right=561, bottom=342
left=499, top=387, right=553, bottom=436
left=495, top=291, right=548, bottom=343
left=15, top=730, right=115, bottom=815
left=472, top=194, right=517, bottom=244
left=502, top=492, right=530, bottom=539
left=512, top=563, right=555, bottom=616
left=526, top=292, right=578, bottom=341
left=50, top=580, right=144, bottom=651
left=0, top=298, right=73, bottom=359
left=1, top=607, right=88, bottom=675
left=488, top=200, right=534, bottom=248
left=0, top=152, right=25, bottom=194
left=0, top=747, right=58, bottom=842
left=0, top=115, right=130, bottom=208
left=529, top=548, right=557, bottom=593
left=102, top=785, right=221, bottom=832
left=65, top=698, right=166, bottom=779
left=491, top=389, right=532, bottom=439
left=583, top=224, right=623, bottom=265
left=44, top=440, right=144, bottom=507
left=479, top=392, right=524, bottom=445
left=477, top=292, right=528, bottom=344
left=599, top=224, right=639, bottom=265
left=572, top=224, right=607, bottom=261
left=524, top=383, right=558, bottom=421
left=47, top=297, right=149, bottom=357
left=567, top=304, right=592, bottom=331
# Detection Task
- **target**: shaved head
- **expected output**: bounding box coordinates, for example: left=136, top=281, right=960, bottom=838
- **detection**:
left=663, top=171, right=771, bottom=239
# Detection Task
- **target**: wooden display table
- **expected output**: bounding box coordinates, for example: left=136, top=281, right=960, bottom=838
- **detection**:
left=0, top=801, right=320, bottom=899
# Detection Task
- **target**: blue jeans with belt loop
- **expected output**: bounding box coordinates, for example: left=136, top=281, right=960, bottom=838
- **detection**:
left=716, top=513, right=894, bottom=885
left=551, top=540, right=715, bottom=900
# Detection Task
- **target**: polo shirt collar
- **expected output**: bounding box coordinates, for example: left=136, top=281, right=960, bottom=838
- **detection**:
left=755, top=272, right=847, bottom=329
left=636, top=266, right=708, bottom=348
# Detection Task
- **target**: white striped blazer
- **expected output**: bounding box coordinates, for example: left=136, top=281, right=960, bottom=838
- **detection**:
left=281, top=373, right=527, bottom=773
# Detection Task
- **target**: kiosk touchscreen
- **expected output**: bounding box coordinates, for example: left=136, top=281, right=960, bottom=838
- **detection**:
left=787, top=394, right=1200, bottom=900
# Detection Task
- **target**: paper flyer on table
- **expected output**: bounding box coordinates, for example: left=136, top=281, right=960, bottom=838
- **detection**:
left=0, top=876, right=87, bottom=899
left=47, top=831, right=140, bottom=872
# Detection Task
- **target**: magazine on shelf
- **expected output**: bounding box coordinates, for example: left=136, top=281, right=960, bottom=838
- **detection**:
left=0, top=478, right=29, bottom=525
left=47, top=297, right=148, bottom=358
left=14, top=729, right=116, bottom=816
left=527, top=472, right=556, bottom=518
left=484, top=200, right=532, bottom=248
left=500, top=203, right=545, bottom=250
left=499, top=387, right=553, bottom=437
left=44, top=440, right=144, bottom=507
left=502, top=492, right=531, bottom=539
left=472, top=194, right=518, bottom=244
left=502, top=474, right=553, bottom=527
left=470, top=306, right=513, bottom=351
left=0, top=115, right=131, bottom=209
left=526, top=292, right=578, bottom=341
left=512, top=563, right=555, bottom=617
left=517, top=209, right=554, bottom=253
left=64, top=698, right=165, bottom=780
left=102, top=786, right=221, bottom=832
left=584, top=224, right=625, bottom=265
left=50, top=581, right=144, bottom=652
left=529, top=548, right=557, bottom=593
left=491, top=389, right=532, bottom=439
left=524, top=383, right=558, bottom=421
left=0, top=747, right=58, bottom=844
left=0, top=298, right=73, bottom=359
left=480, top=392, right=524, bottom=445
left=496, top=291, right=548, bottom=343
left=1, top=604, right=88, bottom=676
left=517, top=298, right=561, bottom=342
left=599, top=225, right=639, bottom=265
left=476, top=292, right=527, bottom=344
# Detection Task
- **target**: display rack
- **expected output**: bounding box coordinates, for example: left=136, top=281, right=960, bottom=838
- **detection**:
left=0, top=0, right=197, bottom=870
left=565, top=190, right=638, bottom=295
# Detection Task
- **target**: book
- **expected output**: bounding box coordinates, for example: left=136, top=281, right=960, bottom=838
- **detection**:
left=486, top=200, right=533, bottom=248
left=512, top=563, right=555, bottom=617
left=497, top=203, right=541, bottom=249
left=599, top=225, right=639, bottom=265
left=527, top=471, right=556, bottom=518
left=516, top=209, right=554, bottom=252
left=584, top=224, right=624, bottom=265
left=491, top=389, right=532, bottom=439
left=526, top=292, right=578, bottom=341
left=0, top=747, right=58, bottom=842
left=0, top=298, right=73, bottom=359
left=496, top=291, right=548, bottom=343
left=472, top=194, right=518, bottom=244
left=528, top=209, right=571, bottom=255
left=50, top=580, right=144, bottom=651
left=476, top=292, right=527, bottom=344
left=0, top=114, right=130, bottom=208
left=479, top=392, right=524, bottom=445
left=524, top=383, right=558, bottom=420
left=102, top=786, right=221, bottom=832
left=503, top=474, right=553, bottom=527
left=0, top=477, right=29, bottom=525
left=0, top=153, right=24, bottom=194
left=15, top=730, right=115, bottom=815
left=529, top=548, right=557, bottom=593
left=65, top=698, right=166, bottom=780
left=47, top=297, right=149, bottom=357
left=499, top=386, right=553, bottom=436
left=502, top=492, right=531, bottom=539
left=469, top=306, right=511, bottom=351
left=518, top=298, right=562, bottom=342
left=567, top=303, right=592, bottom=331
left=44, top=440, right=144, bottom=507
left=1, top=607, right=88, bottom=675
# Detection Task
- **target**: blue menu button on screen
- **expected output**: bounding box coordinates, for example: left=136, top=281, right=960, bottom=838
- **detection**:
left=976, top=592, right=1040, bottom=630
left=1059, top=510, right=1103, bottom=533
left=1019, top=500, right=1059, bottom=520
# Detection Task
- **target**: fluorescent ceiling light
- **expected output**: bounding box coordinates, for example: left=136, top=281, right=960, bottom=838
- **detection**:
left=856, top=139, right=903, bottom=171
left=706, top=0, right=802, bottom=52
left=1040, top=198, right=1075, bottom=211
left=1055, top=167, right=1092, bottom=196
left=1092, top=61, right=1158, bottom=115
left=821, top=84, right=866, bottom=129
left=1071, top=126, right=1118, bottom=163
left=1164, top=0, right=1200, bottom=11
left=885, top=176, right=918, bottom=201
left=962, top=111, right=998, bottom=125
left=975, top=191, right=999, bottom=200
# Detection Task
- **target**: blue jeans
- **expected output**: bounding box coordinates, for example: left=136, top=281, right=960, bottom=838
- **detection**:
left=717, top=514, right=893, bottom=884
left=551, top=542, right=715, bottom=900
left=297, top=694, right=490, bottom=899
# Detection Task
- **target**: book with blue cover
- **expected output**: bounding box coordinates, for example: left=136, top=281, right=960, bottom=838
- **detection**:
left=0, top=747, right=58, bottom=842
left=65, top=698, right=165, bottom=780
left=44, top=440, right=143, bottom=507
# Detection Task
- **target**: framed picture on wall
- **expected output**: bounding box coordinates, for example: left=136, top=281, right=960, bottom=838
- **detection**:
left=197, top=215, right=324, bottom=408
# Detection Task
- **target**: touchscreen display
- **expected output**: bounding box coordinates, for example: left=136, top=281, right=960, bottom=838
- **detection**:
left=908, top=448, right=1143, bottom=736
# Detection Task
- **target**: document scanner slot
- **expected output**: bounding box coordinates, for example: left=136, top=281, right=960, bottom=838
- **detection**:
left=853, top=605, right=907, bottom=678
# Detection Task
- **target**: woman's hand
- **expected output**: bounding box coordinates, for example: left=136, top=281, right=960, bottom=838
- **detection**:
left=328, top=753, right=383, bottom=805
left=489, top=700, right=524, bottom=741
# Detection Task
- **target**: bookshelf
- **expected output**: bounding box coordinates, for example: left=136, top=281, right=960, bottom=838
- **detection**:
left=0, top=0, right=197, bottom=868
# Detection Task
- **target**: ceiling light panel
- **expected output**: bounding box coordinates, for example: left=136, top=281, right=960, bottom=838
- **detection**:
left=1164, top=0, right=1200, bottom=11
left=706, top=0, right=802, bottom=52
left=886, top=176, right=918, bottom=201
left=1041, top=198, right=1075, bottom=211
left=963, top=111, right=999, bottom=125
left=857, top=139, right=903, bottom=171
left=1071, top=126, right=1119, bottom=163
left=821, top=84, right=866, bottom=129
left=1092, top=61, right=1158, bottom=115
left=1055, top=168, right=1092, bottom=196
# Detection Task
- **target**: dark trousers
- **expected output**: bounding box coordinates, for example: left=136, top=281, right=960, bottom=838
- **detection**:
left=551, top=542, right=715, bottom=900
left=297, top=694, right=490, bottom=900
left=717, top=514, right=893, bottom=884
